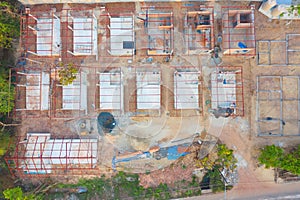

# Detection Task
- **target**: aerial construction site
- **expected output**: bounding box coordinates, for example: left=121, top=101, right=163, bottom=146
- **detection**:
left=4, top=1, right=300, bottom=193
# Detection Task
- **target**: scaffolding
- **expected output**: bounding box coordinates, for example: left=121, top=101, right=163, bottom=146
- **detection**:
left=222, top=6, right=255, bottom=56
left=21, top=8, right=61, bottom=58
left=5, top=133, right=98, bottom=177
left=99, top=9, right=135, bottom=62
left=257, top=76, right=300, bottom=136
left=257, top=34, right=300, bottom=66
left=211, top=66, right=244, bottom=116
left=184, top=6, right=214, bottom=54
left=139, top=7, right=174, bottom=56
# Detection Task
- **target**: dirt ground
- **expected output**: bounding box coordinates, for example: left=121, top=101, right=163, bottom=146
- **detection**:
left=10, top=1, right=300, bottom=196
left=215, top=3, right=300, bottom=196
left=139, top=154, right=196, bottom=187
left=139, top=0, right=300, bottom=192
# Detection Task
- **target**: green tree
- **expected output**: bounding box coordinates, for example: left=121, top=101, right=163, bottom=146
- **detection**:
left=3, top=187, right=23, bottom=200
left=0, top=131, right=11, bottom=156
left=216, top=144, right=237, bottom=171
left=58, top=63, right=79, bottom=86
left=0, top=2, right=20, bottom=49
left=3, top=187, right=37, bottom=200
left=195, top=156, right=213, bottom=170
left=287, top=5, right=300, bottom=16
left=280, top=145, right=300, bottom=175
left=201, top=167, right=225, bottom=193
left=258, top=145, right=284, bottom=168
left=0, top=75, right=14, bottom=114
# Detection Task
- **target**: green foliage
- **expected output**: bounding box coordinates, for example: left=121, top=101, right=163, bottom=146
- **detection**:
left=195, top=156, right=213, bottom=170
left=152, top=183, right=170, bottom=200
left=209, top=168, right=225, bottom=193
left=113, top=171, right=144, bottom=199
left=196, top=144, right=237, bottom=172
left=201, top=167, right=225, bottom=193
left=0, top=131, right=11, bottom=156
left=258, top=145, right=300, bottom=175
left=3, top=187, right=23, bottom=200
left=0, top=75, right=15, bottom=114
left=286, top=5, right=300, bottom=16
left=190, top=175, right=198, bottom=187
left=0, top=2, right=20, bottom=49
left=56, top=171, right=202, bottom=199
left=58, top=63, right=78, bottom=86
left=3, top=187, right=37, bottom=200
left=280, top=145, right=300, bottom=175
left=216, top=144, right=237, bottom=171
left=76, top=175, right=108, bottom=199
left=57, top=172, right=143, bottom=199
left=196, top=144, right=238, bottom=193
left=258, top=145, right=284, bottom=168
left=184, top=189, right=193, bottom=197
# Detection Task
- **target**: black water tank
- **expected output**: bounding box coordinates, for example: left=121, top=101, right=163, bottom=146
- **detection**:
left=97, top=112, right=116, bottom=134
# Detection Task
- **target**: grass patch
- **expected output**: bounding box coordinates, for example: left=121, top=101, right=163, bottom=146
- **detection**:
left=0, top=131, right=11, bottom=156
left=55, top=172, right=202, bottom=200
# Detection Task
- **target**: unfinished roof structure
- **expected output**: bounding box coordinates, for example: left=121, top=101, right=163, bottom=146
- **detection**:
left=110, top=17, right=134, bottom=56
left=139, top=7, right=174, bottom=56
left=118, top=67, right=162, bottom=116
left=173, top=68, right=201, bottom=109
left=98, top=8, right=135, bottom=62
left=184, top=6, right=214, bottom=54
left=62, top=9, right=98, bottom=57
left=211, top=66, right=244, bottom=116
left=15, top=70, right=50, bottom=111
left=13, top=66, right=51, bottom=118
left=5, top=133, right=98, bottom=177
left=52, top=69, right=88, bottom=118
left=63, top=75, right=87, bottom=110
left=96, top=68, right=124, bottom=112
left=21, top=8, right=61, bottom=57
left=20, top=6, right=99, bottom=67
left=136, top=69, right=161, bottom=110
left=222, top=6, right=255, bottom=55
left=13, top=65, right=88, bottom=119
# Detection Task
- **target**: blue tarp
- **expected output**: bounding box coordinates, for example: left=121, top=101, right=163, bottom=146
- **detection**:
left=238, top=42, right=247, bottom=49
left=116, top=152, right=151, bottom=163
left=276, top=0, right=292, bottom=5
left=112, top=144, right=191, bottom=170
left=112, top=152, right=152, bottom=170
left=167, top=146, right=189, bottom=160
left=218, top=102, right=236, bottom=108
